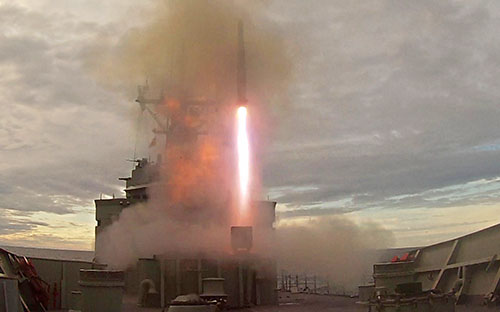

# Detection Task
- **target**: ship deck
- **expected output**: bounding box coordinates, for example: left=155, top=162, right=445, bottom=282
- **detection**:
left=121, top=293, right=364, bottom=312
left=120, top=292, right=497, bottom=312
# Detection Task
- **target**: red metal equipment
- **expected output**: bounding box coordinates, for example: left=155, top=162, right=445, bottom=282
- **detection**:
left=0, top=248, right=50, bottom=311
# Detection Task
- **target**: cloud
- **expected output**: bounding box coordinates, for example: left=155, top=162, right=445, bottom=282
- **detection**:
left=0, top=3, right=135, bottom=237
left=277, top=206, right=360, bottom=219
left=0, top=209, right=51, bottom=236
left=263, top=0, right=500, bottom=219
left=1, top=0, right=500, bottom=249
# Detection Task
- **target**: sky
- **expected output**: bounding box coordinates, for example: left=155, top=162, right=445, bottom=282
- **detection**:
left=1, top=0, right=500, bottom=250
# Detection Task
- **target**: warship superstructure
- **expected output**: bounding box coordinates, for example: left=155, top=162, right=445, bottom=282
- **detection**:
left=92, top=21, right=278, bottom=310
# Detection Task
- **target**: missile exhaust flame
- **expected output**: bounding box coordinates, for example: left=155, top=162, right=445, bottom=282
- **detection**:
left=236, top=21, right=250, bottom=224
left=237, top=105, right=250, bottom=222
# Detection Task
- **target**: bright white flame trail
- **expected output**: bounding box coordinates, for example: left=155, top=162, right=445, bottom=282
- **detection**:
left=237, top=106, right=250, bottom=216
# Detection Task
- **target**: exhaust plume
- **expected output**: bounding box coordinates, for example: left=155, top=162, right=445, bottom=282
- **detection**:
left=260, top=216, right=395, bottom=293
left=85, top=0, right=291, bottom=106
left=92, top=0, right=291, bottom=268
left=91, top=1, right=394, bottom=292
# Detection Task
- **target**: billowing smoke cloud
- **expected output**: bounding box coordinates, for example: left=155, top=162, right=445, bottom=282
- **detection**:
left=264, top=217, right=395, bottom=292
left=95, top=203, right=231, bottom=269
left=92, top=0, right=394, bottom=288
left=84, top=0, right=291, bottom=105
left=92, top=0, right=291, bottom=268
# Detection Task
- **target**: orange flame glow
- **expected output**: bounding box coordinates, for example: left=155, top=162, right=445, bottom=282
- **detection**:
left=237, top=106, right=250, bottom=221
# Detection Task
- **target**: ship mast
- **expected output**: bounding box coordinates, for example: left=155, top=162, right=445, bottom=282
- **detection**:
left=135, top=83, right=170, bottom=146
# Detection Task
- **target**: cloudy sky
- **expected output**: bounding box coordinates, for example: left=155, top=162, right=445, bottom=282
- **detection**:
left=1, top=0, right=500, bottom=250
